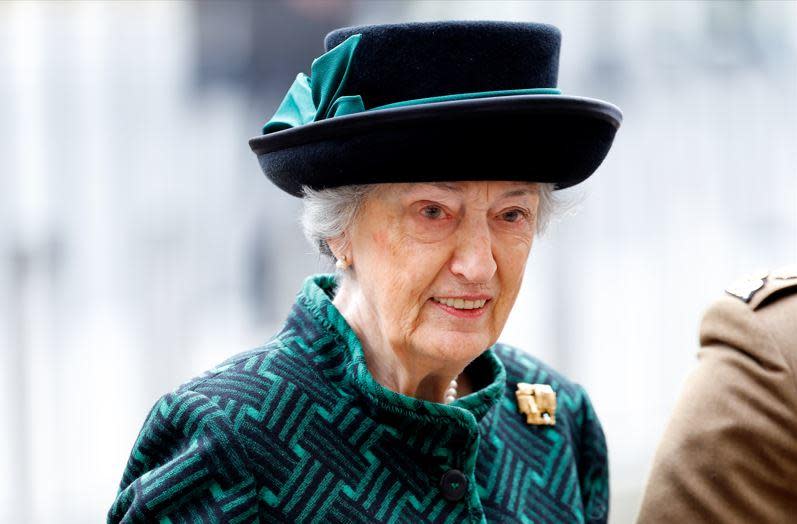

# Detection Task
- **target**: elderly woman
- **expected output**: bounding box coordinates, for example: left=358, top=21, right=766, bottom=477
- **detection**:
left=109, top=21, right=621, bottom=523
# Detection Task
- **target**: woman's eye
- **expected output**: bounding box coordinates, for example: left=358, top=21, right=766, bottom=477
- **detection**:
left=501, top=209, right=528, bottom=223
left=421, top=205, right=445, bottom=219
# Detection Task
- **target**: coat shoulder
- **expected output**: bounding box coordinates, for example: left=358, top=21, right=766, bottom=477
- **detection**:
left=723, top=265, right=797, bottom=310
left=172, top=335, right=308, bottom=401
left=108, top=386, right=259, bottom=522
left=703, top=266, right=797, bottom=372
left=108, top=339, right=302, bottom=522
left=638, top=268, right=797, bottom=523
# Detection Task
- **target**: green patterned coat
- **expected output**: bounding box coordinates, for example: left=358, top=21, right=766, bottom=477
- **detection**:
left=108, top=274, right=608, bottom=523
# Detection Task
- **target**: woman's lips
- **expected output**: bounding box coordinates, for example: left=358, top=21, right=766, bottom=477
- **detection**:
left=430, top=298, right=491, bottom=319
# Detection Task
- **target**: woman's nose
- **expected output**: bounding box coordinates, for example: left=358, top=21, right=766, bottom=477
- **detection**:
left=449, top=220, right=497, bottom=284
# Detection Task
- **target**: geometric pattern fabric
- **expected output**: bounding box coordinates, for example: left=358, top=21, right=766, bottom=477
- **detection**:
left=108, top=274, right=608, bottom=523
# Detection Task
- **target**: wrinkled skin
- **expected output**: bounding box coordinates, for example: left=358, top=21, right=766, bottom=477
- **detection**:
left=330, top=180, right=540, bottom=403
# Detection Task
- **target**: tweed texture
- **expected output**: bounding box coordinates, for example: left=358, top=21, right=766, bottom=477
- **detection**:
left=109, top=274, right=609, bottom=523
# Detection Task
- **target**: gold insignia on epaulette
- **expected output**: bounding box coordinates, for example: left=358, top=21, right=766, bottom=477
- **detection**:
left=771, top=265, right=797, bottom=280
left=515, top=383, right=556, bottom=426
left=725, top=269, right=769, bottom=303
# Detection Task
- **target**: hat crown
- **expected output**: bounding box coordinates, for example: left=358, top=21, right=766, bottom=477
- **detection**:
left=323, top=21, right=561, bottom=110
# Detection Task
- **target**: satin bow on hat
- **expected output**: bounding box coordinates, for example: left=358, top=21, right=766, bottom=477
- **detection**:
left=263, top=34, right=366, bottom=134
left=261, top=34, right=561, bottom=135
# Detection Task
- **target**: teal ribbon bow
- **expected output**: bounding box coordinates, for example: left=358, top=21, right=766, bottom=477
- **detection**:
left=261, top=33, right=562, bottom=135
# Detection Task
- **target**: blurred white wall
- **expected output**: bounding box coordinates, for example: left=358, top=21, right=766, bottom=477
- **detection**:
left=1, top=1, right=795, bottom=522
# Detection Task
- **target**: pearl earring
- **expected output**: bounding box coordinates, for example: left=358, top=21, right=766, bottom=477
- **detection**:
left=335, top=255, right=350, bottom=270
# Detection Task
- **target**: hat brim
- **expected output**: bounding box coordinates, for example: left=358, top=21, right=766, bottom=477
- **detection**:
left=249, top=95, right=622, bottom=197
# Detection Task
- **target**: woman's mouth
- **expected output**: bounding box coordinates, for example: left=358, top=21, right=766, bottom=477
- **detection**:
left=430, top=297, right=491, bottom=318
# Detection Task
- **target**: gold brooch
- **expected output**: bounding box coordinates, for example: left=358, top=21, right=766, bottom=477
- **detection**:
left=515, top=383, right=556, bottom=426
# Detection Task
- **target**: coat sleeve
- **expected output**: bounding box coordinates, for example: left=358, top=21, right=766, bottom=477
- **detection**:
left=574, top=385, right=610, bottom=524
left=636, top=294, right=797, bottom=523
left=107, top=390, right=259, bottom=523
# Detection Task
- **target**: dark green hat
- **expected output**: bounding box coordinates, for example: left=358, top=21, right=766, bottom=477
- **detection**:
left=249, top=21, right=622, bottom=197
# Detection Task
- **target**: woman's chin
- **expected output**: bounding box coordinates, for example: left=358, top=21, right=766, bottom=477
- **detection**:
left=419, top=330, right=494, bottom=361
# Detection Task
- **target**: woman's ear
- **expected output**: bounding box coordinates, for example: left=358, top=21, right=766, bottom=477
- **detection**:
left=327, top=234, right=352, bottom=270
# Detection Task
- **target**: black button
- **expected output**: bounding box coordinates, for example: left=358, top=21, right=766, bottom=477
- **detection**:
left=439, top=469, right=468, bottom=501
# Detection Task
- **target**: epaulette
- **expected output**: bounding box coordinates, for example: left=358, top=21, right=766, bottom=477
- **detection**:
left=725, top=265, right=797, bottom=310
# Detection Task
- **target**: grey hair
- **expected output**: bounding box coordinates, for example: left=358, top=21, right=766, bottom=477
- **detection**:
left=535, top=182, right=559, bottom=234
left=301, top=182, right=562, bottom=263
left=300, top=184, right=378, bottom=260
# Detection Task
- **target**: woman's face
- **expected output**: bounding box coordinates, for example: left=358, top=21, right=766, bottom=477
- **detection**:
left=345, top=180, right=540, bottom=363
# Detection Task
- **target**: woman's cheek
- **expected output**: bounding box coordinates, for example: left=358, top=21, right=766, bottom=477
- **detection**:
left=371, top=229, right=388, bottom=246
left=496, top=240, right=528, bottom=271
left=502, top=232, right=534, bottom=264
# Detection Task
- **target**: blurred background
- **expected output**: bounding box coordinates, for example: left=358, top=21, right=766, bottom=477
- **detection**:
left=1, top=0, right=795, bottom=522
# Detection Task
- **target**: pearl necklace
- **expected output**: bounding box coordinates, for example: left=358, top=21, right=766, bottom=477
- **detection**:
left=443, top=378, right=458, bottom=404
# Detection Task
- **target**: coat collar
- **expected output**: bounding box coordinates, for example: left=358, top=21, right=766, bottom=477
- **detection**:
left=292, top=273, right=507, bottom=433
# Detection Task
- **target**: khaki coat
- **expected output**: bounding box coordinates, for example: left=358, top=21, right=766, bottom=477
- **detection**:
left=637, top=267, right=797, bottom=523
